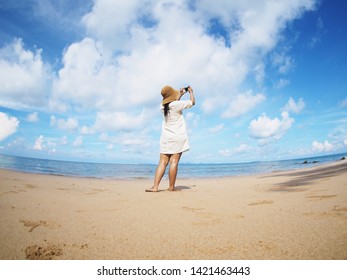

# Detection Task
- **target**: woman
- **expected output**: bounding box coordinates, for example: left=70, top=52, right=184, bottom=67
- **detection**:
left=146, top=85, right=195, bottom=192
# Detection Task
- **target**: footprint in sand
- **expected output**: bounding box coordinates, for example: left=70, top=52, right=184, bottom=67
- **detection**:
left=84, top=189, right=110, bottom=195
left=25, top=244, right=63, bottom=260
left=182, top=206, right=222, bottom=225
left=306, top=194, right=337, bottom=201
left=25, top=184, right=38, bottom=189
left=20, top=220, right=60, bottom=232
left=304, top=205, right=347, bottom=219
left=332, top=205, right=347, bottom=212
left=182, top=206, right=205, bottom=212
left=248, top=200, right=274, bottom=206
left=1, top=185, right=36, bottom=196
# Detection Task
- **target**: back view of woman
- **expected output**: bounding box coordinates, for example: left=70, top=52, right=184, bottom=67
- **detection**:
left=146, top=85, right=195, bottom=192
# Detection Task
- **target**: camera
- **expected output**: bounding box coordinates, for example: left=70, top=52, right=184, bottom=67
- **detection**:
left=183, top=86, right=190, bottom=92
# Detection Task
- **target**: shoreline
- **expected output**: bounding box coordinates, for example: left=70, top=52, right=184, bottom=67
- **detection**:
left=0, top=156, right=345, bottom=180
left=0, top=161, right=346, bottom=260
left=0, top=153, right=345, bottom=180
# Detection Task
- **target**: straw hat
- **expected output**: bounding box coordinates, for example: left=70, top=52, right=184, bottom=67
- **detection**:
left=161, top=85, right=180, bottom=105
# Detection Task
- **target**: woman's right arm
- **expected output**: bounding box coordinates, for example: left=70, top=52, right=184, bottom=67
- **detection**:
left=188, top=86, right=195, bottom=105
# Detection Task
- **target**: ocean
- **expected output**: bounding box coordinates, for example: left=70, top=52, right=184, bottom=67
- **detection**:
left=0, top=153, right=345, bottom=179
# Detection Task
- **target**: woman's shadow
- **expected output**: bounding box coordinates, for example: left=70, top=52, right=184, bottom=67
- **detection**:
left=166, top=185, right=195, bottom=192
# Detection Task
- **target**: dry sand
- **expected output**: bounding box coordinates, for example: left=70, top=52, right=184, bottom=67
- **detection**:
left=0, top=161, right=346, bottom=260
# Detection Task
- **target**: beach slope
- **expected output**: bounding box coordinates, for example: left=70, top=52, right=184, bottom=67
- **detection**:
left=0, top=161, right=346, bottom=259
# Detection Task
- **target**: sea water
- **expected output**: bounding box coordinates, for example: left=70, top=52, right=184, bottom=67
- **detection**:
left=0, top=153, right=345, bottom=179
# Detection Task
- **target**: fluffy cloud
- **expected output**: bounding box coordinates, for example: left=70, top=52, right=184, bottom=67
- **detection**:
left=0, top=0, right=317, bottom=117
left=249, top=111, right=294, bottom=141
left=283, top=97, right=305, bottom=114
left=208, top=123, right=224, bottom=133
left=73, top=136, right=83, bottom=147
left=0, top=0, right=320, bottom=161
left=82, top=0, right=142, bottom=54
left=60, top=136, right=68, bottom=145
left=0, top=112, right=20, bottom=141
left=99, top=131, right=153, bottom=153
left=0, top=39, right=51, bottom=109
left=51, top=0, right=316, bottom=115
left=34, top=135, right=45, bottom=150
left=309, top=16, right=324, bottom=48
left=312, top=140, right=334, bottom=153
left=50, top=116, right=79, bottom=131
left=0, top=1, right=318, bottom=116
left=93, top=110, right=154, bottom=132
left=52, top=38, right=120, bottom=111
left=222, top=91, right=265, bottom=118
left=27, top=112, right=39, bottom=122
left=219, top=144, right=251, bottom=157
left=273, top=78, right=290, bottom=89
left=272, top=52, right=295, bottom=74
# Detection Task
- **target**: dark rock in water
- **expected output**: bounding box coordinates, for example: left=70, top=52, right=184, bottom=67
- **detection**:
left=341, top=156, right=346, bottom=160
left=303, top=160, right=319, bottom=164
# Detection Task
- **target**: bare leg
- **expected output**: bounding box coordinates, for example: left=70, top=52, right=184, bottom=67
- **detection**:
left=168, top=153, right=182, bottom=191
left=146, top=154, right=169, bottom=192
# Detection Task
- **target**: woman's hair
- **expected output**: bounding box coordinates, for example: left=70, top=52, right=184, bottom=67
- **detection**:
left=163, top=103, right=170, bottom=118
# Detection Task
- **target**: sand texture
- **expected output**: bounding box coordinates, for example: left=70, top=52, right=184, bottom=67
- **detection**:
left=0, top=161, right=346, bottom=260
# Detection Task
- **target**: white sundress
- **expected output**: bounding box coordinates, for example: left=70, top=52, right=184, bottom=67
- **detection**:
left=160, top=100, right=193, bottom=154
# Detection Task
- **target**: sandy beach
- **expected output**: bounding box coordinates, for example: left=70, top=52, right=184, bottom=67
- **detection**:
left=0, top=161, right=346, bottom=260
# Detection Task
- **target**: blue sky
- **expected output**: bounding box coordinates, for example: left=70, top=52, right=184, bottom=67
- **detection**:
left=0, top=0, right=346, bottom=164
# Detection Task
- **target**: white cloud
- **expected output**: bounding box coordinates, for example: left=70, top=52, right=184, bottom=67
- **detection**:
left=60, top=136, right=68, bottom=145
left=27, top=112, right=39, bottom=122
left=119, top=132, right=153, bottom=153
left=195, top=0, right=316, bottom=48
left=48, top=148, right=57, bottom=154
left=309, top=17, right=324, bottom=48
left=4, top=137, right=26, bottom=151
left=219, top=144, right=251, bottom=157
left=0, top=112, right=20, bottom=141
left=50, top=116, right=79, bottom=131
left=254, top=63, right=265, bottom=84
left=93, top=110, right=152, bottom=132
left=283, top=97, right=305, bottom=114
left=344, top=139, right=347, bottom=147
left=51, top=0, right=317, bottom=115
left=0, top=1, right=318, bottom=117
left=34, top=135, right=45, bottom=150
left=82, top=0, right=142, bottom=54
left=209, top=124, right=224, bottom=133
left=312, top=140, right=334, bottom=153
left=80, top=125, right=95, bottom=135
left=99, top=131, right=152, bottom=153
left=185, top=112, right=200, bottom=129
left=272, top=52, right=295, bottom=74
left=73, top=136, right=83, bottom=147
left=249, top=111, right=294, bottom=141
left=222, top=91, right=265, bottom=118
left=0, top=39, right=51, bottom=109
left=52, top=38, right=119, bottom=111
left=273, top=78, right=290, bottom=89
left=0, top=0, right=319, bottom=162
left=33, top=0, right=91, bottom=34
left=340, top=98, right=347, bottom=108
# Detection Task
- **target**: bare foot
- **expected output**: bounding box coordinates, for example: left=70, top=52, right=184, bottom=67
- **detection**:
left=145, top=187, right=159, bottom=192
left=166, top=187, right=176, bottom=192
